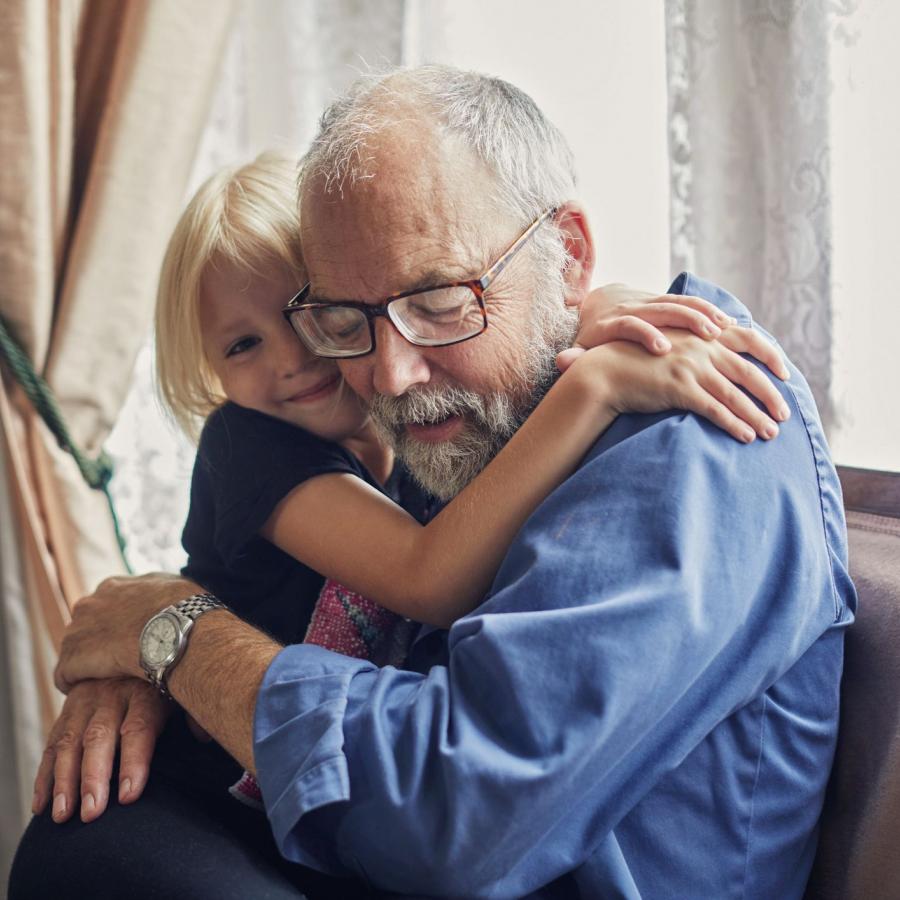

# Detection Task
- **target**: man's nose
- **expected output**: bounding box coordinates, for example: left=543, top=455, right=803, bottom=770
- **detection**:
left=369, top=317, right=431, bottom=397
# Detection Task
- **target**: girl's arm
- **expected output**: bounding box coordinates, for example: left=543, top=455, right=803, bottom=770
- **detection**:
left=262, top=323, right=790, bottom=628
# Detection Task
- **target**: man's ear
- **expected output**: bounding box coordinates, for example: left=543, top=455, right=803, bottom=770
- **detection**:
left=554, top=203, right=595, bottom=307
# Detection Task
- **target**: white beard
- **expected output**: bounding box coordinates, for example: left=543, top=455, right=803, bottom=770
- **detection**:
left=369, top=282, right=577, bottom=499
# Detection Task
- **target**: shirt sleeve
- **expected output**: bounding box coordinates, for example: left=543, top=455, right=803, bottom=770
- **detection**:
left=197, top=403, right=363, bottom=565
left=253, top=294, right=852, bottom=898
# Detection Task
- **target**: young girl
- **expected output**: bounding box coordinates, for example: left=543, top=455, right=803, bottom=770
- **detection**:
left=155, top=152, right=785, bottom=804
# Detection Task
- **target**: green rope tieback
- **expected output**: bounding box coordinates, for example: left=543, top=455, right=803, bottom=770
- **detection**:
left=0, top=312, right=132, bottom=572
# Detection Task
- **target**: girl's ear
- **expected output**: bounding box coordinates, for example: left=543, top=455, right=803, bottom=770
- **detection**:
left=554, top=203, right=596, bottom=308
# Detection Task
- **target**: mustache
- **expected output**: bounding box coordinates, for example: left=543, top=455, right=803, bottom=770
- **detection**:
left=369, top=384, right=500, bottom=430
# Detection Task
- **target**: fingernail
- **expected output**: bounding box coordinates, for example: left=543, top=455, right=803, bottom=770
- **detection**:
left=704, top=324, right=721, bottom=337
left=52, top=794, right=67, bottom=820
left=764, top=424, right=779, bottom=440
left=82, top=793, right=96, bottom=815
left=32, top=791, right=41, bottom=814
left=778, top=404, right=790, bottom=421
left=655, top=338, right=671, bottom=352
left=742, top=428, right=755, bottom=443
left=119, top=778, right=132, bottom=801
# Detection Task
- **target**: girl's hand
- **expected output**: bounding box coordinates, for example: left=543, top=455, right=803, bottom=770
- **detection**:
left=558, top=283, right=790, bottom=383
left=568, top=331, right=791, bottom=444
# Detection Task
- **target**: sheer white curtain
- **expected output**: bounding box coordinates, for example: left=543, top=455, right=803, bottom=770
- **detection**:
left=665, top=0, right=898, bottom=469
left=666, top=0, right=848, bottom=430
left=827, top=2, right=900, bottom=472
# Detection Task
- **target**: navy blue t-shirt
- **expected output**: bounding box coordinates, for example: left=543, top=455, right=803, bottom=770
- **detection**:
left=181, top=401, right=431, bottom=645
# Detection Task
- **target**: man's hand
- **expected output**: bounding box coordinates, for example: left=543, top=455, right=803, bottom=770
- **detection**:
left=56, top=573, right=280, bottom=776
left=55, top=573, right=203, bottom=694
left=33, top=678, right=170, bottom=824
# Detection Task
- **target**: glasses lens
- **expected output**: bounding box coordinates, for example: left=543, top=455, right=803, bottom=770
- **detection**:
left=391, top=286, right=484, bottom=346
left=289, top=306, right=371, bottom=358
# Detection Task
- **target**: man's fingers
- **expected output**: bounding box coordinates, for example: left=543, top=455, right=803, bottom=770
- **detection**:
left=32, top=743, right=57, bottom=815
left=117, top=687, right=168, bottom=805
left=79, top=704, right=125, bottom=822
left=48, top=726, right=83, bottom=823
left=53, top=635, right=75, bottom=695
left=33, top=679, right=166, bottom=825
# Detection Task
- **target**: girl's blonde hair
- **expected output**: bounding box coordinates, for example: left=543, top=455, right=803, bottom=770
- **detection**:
left=155, top=151, right=306, bottom=439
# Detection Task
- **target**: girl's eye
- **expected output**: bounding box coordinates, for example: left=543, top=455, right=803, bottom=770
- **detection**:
left=225, top=336, right=260, bottom=357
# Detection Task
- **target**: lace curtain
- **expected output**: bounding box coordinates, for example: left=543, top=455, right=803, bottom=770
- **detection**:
left=107, top=0, right=430, bottom=573
left=665, top=0, right=864, bottom=432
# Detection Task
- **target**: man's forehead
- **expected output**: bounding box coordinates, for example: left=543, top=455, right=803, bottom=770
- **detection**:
left=300, top=131, right=509, bottom=299
left=302, top=201, right=476, bottom=293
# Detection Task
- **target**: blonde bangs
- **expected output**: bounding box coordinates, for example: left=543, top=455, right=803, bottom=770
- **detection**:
left=154, top=151, right=305, bottom=440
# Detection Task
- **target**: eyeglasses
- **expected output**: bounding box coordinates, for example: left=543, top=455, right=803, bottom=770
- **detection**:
left=282, top=208, right=557, bottom=359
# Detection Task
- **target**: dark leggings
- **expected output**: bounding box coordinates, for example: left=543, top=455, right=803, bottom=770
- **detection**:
left=8, top=713, right=377, bottom=900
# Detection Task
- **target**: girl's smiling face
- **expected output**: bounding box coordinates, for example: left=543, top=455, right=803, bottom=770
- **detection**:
left=199, top=259, right=371, bottom=441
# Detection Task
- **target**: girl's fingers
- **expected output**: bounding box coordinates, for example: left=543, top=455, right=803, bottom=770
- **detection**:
left=650, top=293, right=737, bottom=328
left=718, top=327, right=790, bottom=381
left=680, top=387, right=756, bottom=443
left=700, top=370, right=780, bottom=439
left=574, top=302, right=724, bottom=353
left=614, top=302, right=723, bottom=339
left=556, top=347, right=585, bottom=373
left=715, top=351, right=791, bottom=423
left=578, top=316, right=672, bottom=355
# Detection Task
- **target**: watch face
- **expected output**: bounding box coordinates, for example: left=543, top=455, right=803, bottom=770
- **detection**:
left=140, top=614, right=180, bottom=667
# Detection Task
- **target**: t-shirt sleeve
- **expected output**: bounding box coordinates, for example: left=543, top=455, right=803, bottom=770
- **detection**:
left=196, top=403, right=363, bottom=565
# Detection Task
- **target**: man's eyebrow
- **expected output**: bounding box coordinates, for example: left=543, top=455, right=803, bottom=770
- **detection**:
left=411, top=268, right=474, bottom=290
left=307, top=267, right=477, bottom=304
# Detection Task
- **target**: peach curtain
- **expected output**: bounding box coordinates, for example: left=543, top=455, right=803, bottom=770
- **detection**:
left=0, top=0, right=237, bottom=873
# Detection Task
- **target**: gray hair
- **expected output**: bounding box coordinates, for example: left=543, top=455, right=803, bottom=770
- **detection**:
left=302, top=65, right=579, bottom=324
left=303, top=64, right=578, bottom=226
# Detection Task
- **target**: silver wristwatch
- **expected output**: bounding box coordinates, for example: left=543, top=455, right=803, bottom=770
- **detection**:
left=139, top=593, right=226, bottom=696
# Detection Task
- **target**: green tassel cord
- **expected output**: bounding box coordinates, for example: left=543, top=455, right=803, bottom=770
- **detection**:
left=0, top=313, right=132, bottom=572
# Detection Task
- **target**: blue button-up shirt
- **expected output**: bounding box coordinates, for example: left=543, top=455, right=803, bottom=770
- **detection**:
left=254, top=273, right=855, bottom=899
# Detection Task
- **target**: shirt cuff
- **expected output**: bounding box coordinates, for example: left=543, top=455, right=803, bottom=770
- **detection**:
left=253, top=643, right=376, bottom=863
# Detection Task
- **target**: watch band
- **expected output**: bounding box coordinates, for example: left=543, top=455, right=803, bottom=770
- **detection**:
left=174, top=592, right=227, bottom=621
left=145, top=593, right=227, bottom=696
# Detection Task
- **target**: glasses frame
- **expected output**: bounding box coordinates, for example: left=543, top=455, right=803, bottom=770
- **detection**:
left=282, top=207, right=558, bottom=359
